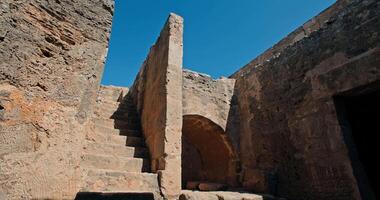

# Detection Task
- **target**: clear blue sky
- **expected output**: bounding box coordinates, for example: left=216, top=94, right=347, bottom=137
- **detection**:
left=102, top=0, right=336, bottom=87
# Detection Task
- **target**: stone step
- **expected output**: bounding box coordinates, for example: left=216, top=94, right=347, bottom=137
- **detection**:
left=94, top=118, right=141, bottom=130
left=98, top=86, right=128, bottom=102
left=99, top=86, right=128, bottom=96
left=94, top=106, right=129, bottom=116
left=110, top=112, right=139, bottom=121
left=96, top=99, right=136, bottom=110
left=81, top=169, right=159, bottom=194
left=98, top=93, right=123, bottom=102
left=94, top=106, right=132, bottom=116
left=81, top=154, right=149, bottom=172
left=74, top=192, right=156, bottom=200
left=180, top=190, right=269, bottom=200
left=94, top=111, right=138, bottom=121
left=86, top=132, right=145, bottom=147
left=84, top=142, right=149, bottom=158
left=95, top=104, right=128, bottom=112
left=96, top=99, right=120, bottom=106
left=94, top=124, right=141, bottom=137
left=93, top=116, right=140, bottom=126
left=97, top=94, right=134, bottom=103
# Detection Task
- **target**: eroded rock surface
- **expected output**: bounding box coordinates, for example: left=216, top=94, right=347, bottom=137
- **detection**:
left=179, top=190, right=279, bottom=200
left=183, top=69, right=235, bottom=131
left=129, top=13, right=184, bottom=199
left=231, top=0, right=380, bottom=199
left=0, top=0, right=113, bottom=199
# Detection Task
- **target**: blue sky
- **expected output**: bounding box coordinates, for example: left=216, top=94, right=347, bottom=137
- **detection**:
left=102, top=0, right=336, bottom=86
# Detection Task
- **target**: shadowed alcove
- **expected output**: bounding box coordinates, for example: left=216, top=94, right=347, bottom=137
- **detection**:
left=334, top=84, right=379, bottom=200
left=182, top=114, right=237, bottom=190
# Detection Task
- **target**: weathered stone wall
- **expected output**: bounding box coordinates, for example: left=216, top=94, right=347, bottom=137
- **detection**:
left=129, top=13, right=183, bottom=199
left=183, top=70, right=235, bottom=131
left=0, top=0, right=113, bottom=199
left=231, top=0, right=380, bottom=199
left=182, top=69, right=238, bottom=187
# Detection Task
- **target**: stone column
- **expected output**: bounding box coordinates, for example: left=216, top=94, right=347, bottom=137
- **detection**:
left=129, top=13, right=183, bottom=199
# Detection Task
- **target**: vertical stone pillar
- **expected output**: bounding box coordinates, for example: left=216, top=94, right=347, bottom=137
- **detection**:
left=130, top=13, right=183, bottom=199
left=158, top=13, right=183, bottom=199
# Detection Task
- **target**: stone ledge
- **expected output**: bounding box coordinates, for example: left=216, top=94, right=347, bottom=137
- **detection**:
left=180, top=190, right=285, bottom=200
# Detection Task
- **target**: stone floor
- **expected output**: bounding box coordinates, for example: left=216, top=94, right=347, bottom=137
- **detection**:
left=180, top=190, right=283, bottom=200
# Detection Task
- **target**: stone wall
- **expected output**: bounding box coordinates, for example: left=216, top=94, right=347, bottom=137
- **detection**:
left=129, top=13, right=183, bottom=199
left=183, top=69, right=235, bottom=131
left=0, top=0, right=113, bottom=199
left=231, top=0, right=380, bottom=199
left=182, top=70, right=238, bottom=187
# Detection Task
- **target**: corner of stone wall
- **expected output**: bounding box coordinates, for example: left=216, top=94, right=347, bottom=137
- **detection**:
left=229, top=0, right=379, bottom=199
left=0, top=0, right=114, bottom=199
left=129, top=13, right=183, bottom=199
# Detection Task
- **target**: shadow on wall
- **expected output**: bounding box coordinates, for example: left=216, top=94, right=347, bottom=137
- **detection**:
left=182, top=114, right=239, bottom=190
left=224, top=83, right=280, bottom=196
left=109, top=93, right=149, bottom=157
left=333, top=81, right=380, bottom=200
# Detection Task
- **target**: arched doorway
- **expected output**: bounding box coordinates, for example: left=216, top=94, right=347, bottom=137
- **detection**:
left=182, top=115, right=238, bottom=189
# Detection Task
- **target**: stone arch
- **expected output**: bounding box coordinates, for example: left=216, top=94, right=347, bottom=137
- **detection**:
left=182, top=114, right=238, bottom=189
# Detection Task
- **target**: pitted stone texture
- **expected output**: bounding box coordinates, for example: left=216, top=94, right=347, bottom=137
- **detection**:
left=81, top=154, right=149, bottom=172
left=183, top=69, right=235, bottom=132
left=85, top=142, right=149, bottom=158
left=230, top=0, right=380, bottom=199
left=129, top=13, right=183, bottom=199
left=0, top=0, right=113, bottom=198
left=179, top=190, right=270, bottom=200
left=81, top=169, right=159, bottom=194
left=80, top=85, right=161, bottom=198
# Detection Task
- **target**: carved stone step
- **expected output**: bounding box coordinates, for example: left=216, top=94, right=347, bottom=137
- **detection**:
left=98, top=86, right=128, bottom=102
left=99, top=85, right=128, bottom=94
left=94, top=106, right=132, bottom=116
left=180, top=190, right=268, bottom=200
left=81, top=154, right=149, bottom=172
left=86, top=132, right=145, bottom=147
left=81, top=169, right=159, bottom=194
left=94, top=125, right=141, bottom=137
left=96, top=100, right=136, bottom=110
left=93, top=119, right=141, bottom=132
left=94, top=109, right=139, bottom=120
left=97, top=92, right=123, bottom=102
left=95, top=104, right=129, bottom=113
left=84, top=142, right=149, bottom=158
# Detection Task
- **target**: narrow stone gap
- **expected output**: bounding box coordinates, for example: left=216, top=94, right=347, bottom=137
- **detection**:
left=40, top=48, right=54, bottom=58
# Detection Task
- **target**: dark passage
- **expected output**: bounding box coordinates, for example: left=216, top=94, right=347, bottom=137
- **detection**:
left=74, top=192, right=154, bottom=200
left=335, top=89, right=379, bottom=200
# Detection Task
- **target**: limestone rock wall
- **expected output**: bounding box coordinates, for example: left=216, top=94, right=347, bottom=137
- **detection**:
left=182, top=70, right=238, bottom=187
left=0, top=0, right=113, bottom=199
left=231, top=0, right=380, bottom=199
left=129, top=13, right=183, bottom=199
left=183, top=69, right=235, bottom=131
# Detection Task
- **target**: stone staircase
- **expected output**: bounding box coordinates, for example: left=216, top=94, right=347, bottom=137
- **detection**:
left=79, top=86, right=160, bottom=199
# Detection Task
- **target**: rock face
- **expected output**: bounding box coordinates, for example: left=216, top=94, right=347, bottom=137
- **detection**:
left=80, top=86, right=161, bottom=198
left=179, top=190, right=274, bottom=200
left=183, top=70, right=235, bottom=131
left=0, top=0, right=113, bottom=199
left=1, top=0, right=379, bottom=199
left=230, top=0, right=380, bottom=199
left=129, top=13, right=184, bottom=199
left=182, top=70, right=239, bottom=188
